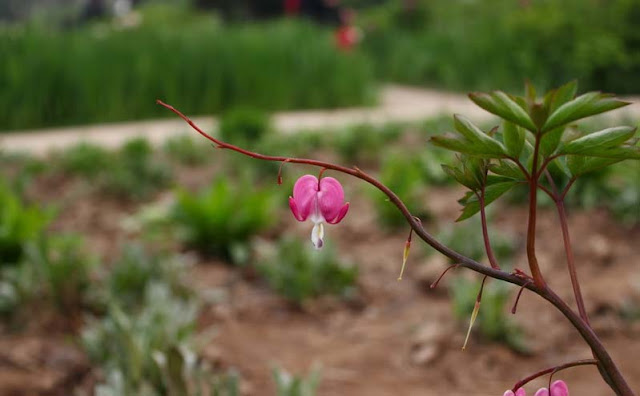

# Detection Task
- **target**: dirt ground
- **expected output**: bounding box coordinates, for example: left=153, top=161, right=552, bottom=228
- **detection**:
left=1, top=164, right=639, bottom=396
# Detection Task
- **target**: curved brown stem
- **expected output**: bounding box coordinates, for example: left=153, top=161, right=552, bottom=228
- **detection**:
left=512, top=359, right=598, bottom=391
left=158, top=100, right=635, bottom=396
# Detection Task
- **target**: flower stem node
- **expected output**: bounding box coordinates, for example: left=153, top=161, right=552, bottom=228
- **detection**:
left=289, top=174, right=349, bottom=249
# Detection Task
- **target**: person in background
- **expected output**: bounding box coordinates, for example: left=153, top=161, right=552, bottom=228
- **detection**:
left=334, top=7, right=361, bottom=51
left=284, top=0, right=301, bottom=15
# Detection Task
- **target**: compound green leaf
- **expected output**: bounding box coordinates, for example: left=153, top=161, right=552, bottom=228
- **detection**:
left=456, top=180, right=518, bottom=221
left=469, top=91, right=537, bottom=132
left=542, top=92, right=630, bottom=133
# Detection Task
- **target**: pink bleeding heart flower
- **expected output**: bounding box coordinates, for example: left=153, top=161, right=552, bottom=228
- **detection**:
left=534, top=380, right=570, bottom=396
left=289, top=174, right=349, bottom=249
left=504, top=381, right=569, bottom=396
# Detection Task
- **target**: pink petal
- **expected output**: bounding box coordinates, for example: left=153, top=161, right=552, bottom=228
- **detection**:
left=534, top=388, right=549, bottom=396
left=516, top=389, right=527, bottom=396
left=291, top=175, right=319, bottom=221
left=326, top=202, right=349, bottom=224
left=317, top=177, right=346, bottom=222
left=503, top=391, right=516, bottom=396
left=289, top=197, right=304, bottom=221
left=550, top=381, right=569, bottom=396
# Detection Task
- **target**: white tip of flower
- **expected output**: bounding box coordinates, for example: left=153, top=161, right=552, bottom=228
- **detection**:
left=311, top=222, right=325, bottom=249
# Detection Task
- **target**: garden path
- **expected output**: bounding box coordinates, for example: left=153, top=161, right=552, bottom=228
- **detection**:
left=1, top=85, right=638, bottom=155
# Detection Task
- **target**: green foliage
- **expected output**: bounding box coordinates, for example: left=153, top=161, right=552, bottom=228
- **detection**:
left=373, top=152, right=431, bottom=228
left=172, top=177, right=277, bottom=261
left=272, top=365, right=321, bottom=396
left=154, top=346, right=241, bottom=396
left=24, top=236, right=94, bottom=310
left=57, top=142, right=111, bottom=178
left=436, top=217, right=516, bottom=265
left=107, top=245, right=188, bottom=309
left=219, top=107, right=271, bottom=147
left=0, top=180, right=52, bottom=265
left=432, top=82, right=638, bottom=223
left=0, top=235, right=94, bottom=316
left=56, top=138, right=173, bottom=200
left=0, top=17, right=374, bottom=130
left=334, top=123, right=402, bottom=164
left=566, top=161, right=640, bottom=225
left=362, top=0, right=640, bottom=94
left=83, top=283, right=199, bottom=395
left=449, top=277, right=527, bottom=353
left=163, top=135, right=212, bottom=167
left=257, top=238, right=357, bottom=304
left=101, top=138, right=173, bottom=201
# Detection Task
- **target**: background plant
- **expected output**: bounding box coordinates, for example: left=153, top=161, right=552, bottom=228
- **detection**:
left=372, top=152, right=431, bottom=228
left=171, top=176, right=277, bottom=262
left=0, top=234, right=95, bottom=320
left=0, top=6, right=374, bottom=130
left=449, top=276, right=527, bottom=353
left=272, top=365, right=321, bottom=396
left=101, top=138, right=173, bottom=201
left=163, top=135, right=213, bottom=167
left=256, top=237, right=358, bottom=304
left=0, top=179, right=52, bottom=265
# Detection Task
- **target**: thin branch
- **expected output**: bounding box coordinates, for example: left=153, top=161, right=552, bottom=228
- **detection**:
left=512, top=359, right=598, bottom=391
left=477, top=184, right=500, bottom=269
left=430, top=264, right=459, bottom=289
left=537, top=184, right=556, bottom=200
left=561, top=177, right=577, bottom=200
left=526, top=136, right=546, bottom=288
left=543, top=169, right=560, bottom=197
left=511, top=280, right=532, bottom=314
left=556, top=199, right=590, bottom=325
left=536, top=154, right=561, bottom=179
left=505, top=156, right=531, bottom=180
left=544, top=170, right=589, bottom=324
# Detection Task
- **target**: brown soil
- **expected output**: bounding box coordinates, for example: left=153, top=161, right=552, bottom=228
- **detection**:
left=1, top=163, right=639, bottom=396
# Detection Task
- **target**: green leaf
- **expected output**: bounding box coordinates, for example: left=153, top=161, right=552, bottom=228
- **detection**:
left=469, top=91, right=537, bottom=132
left=545, top=80, right=578, bottom=114
left=442, top=164, right=476, bottom=189
left=431, top=135, right=490, bottom=156
left=588, top=146, right=640, bottom=159
left=456, top=181, right=518, bottom=221
left=567, top=155, right=624, bottom=176
left=489, top=159, right=526, bottom=180
left=453, top=115, right=507, bottom=156
left=502, top=121, right=525, bottom=158
left=540, top=127, right=565, bottom=158
left=559, top=126, right=637, bottom=156
left=525, top=81, right=536, bottom=105
left=542, top=92, right=630, bottom=133
left=529, top=103, right=549, bottom=131
left=547, top=157, right=571, bottom=179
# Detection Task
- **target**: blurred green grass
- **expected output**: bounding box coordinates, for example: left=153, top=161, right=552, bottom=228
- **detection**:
left=0, top=13, right=374, bottom=130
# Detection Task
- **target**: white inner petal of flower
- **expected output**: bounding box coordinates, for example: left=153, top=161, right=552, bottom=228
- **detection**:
left=309, top=197, right=326, bottom=249
left=311, top=223, right=324, bottom=249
